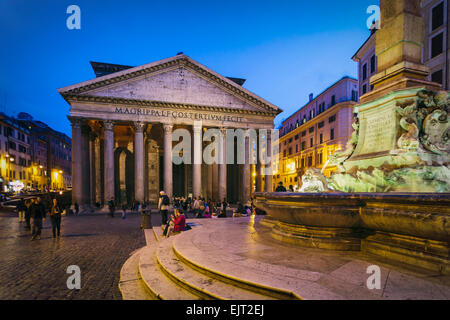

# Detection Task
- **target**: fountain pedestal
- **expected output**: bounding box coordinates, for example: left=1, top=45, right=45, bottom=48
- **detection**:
left=255, top=192, right=450, bottom=275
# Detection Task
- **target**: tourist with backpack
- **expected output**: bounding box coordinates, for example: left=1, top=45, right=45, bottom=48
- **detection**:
left=158, top=191, right=170, bottom=225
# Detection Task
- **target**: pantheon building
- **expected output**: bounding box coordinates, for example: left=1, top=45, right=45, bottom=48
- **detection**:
left=58, top=54, right=281, bottom=208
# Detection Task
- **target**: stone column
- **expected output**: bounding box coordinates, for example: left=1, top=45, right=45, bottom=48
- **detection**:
left=80, top=124, right=91, bottom=206
left=193, top=124, right=202, bottom=199
left=264, top=132, right=273, bottom=192
left=242, top=135, right=250, bottom=204
left=163, top=124, right=173, bottom=200
left=94, top=136, right=102, bottom=205
left=103, top=120, right=115, bottom=205
left=207, top=163, right=213, bottom=200
left=255, top=131, right=262, bottom=192
left=134, top=121, right=145, bottom=203
left=218, top=128, right=227, bottom=201
left=89, top=133, right=97, bottom=206
left=212, top=163, right=219, bottom=200
left=71, top=118, right=82, bottom=207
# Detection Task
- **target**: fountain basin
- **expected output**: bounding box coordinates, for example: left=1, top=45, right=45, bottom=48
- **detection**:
left=254, top=192, right=450, bottom=274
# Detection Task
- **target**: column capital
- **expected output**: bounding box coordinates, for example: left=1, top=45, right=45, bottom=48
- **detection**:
left=163, top=123, right=173, bottom=133
left=134, top=121, right=145, bottom=133
left=103, top=120, right=115, bottom=131
left=69, top=117, right=83, bottom=129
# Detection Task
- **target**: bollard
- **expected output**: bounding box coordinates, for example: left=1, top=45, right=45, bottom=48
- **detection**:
left=141, top=208, right=153, bottom=229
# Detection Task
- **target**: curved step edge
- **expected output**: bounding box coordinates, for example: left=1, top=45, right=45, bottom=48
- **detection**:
left=172, top=235, right=303, bottom=300
left=119, top=248, right=153, bottom=300
left=138, top=243, right=199, bottom=300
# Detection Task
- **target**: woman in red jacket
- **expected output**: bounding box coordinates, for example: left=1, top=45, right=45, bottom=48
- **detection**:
left=166, top=208, right=186, bottom=237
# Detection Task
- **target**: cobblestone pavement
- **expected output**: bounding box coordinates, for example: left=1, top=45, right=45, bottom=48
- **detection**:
left=0, top=209, right=147, bottom=300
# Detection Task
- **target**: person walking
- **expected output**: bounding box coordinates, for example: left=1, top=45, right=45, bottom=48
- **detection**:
left=221, top=199, right=228, bottom=216
left=31, top=197, right=46, bottom=241
left=24, top=199, right=32, bottom=230
left=121, top=203, right=128, bottom=219
left=158, top=191, right=170, bottom=225
left=192, top=197, right=199, bottom=217
left=108, top=197, right=116, bottom=217
left=17, top=198, right=26, bottom=223
left=74, top=202, right=79, bottom=216
left=49, top=198, right=62, bottom=238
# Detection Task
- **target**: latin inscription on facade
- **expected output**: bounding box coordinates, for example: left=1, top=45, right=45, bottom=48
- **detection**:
left=114, top=107, right=244, bottom=123
left=353, top=106, right=397, bottom=156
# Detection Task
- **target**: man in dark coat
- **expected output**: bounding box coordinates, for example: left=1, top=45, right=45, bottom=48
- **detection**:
left=31, top=197, right=46, bottom=240
left=275, top=182, right=287, bottom=192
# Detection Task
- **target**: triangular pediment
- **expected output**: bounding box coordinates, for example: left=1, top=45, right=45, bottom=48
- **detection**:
left=58, top=55, right=281, bottom=115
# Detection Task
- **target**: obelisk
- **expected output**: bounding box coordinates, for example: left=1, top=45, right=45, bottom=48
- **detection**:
left=360, top=0, right=441, bottom=104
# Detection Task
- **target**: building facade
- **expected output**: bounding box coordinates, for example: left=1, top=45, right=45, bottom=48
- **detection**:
left=353, top=0, right=449, bottom=93
left=274, top=77, right=358, bottom=191
left=58, top=54, right=281, bottom=208
left=422, top=0, right=449, bottom=89
left=17, top=113, right=72, bottom=191
left=0, top=114, right=33, bottom=192
left=0, top=112, right=72, bottom=193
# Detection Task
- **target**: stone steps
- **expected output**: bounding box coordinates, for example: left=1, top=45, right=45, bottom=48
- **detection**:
left=172, top=226, right=303, bottom=300
left=118, top=248, right=153, bottom=300
left=138, top=244, right=199, bottom=300
left=156, top=236, right=273, bottom=300
left=120, top=222, right=284, bottom=299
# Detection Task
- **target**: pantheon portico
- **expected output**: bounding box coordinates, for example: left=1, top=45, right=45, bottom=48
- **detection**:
left=58, top=54, right=281, bottom=208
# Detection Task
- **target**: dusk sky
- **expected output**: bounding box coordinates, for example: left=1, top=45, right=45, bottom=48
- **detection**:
left=0, top=0, right=379, bottom=137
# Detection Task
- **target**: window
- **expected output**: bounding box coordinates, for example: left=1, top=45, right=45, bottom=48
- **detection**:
left=432, top=2, right=444, bottom=31
left=294, top=134, right=299, bottom=140
left=296, top=144, right=299, bottom=153
left=370, top=55, right=376, bottom=74
left=18, top=145, right=26, bottom=153
left=318, top=152, right=323, bottom=165
left=431, top=69, right=443, bottom=85
left=319, top=133, right=323, bottom=144
left=318, top=121, right=324, bottom=129
left=330, top=128, right=335, bottom=140
left=5, top=127, right=13, bottom=137
left=283, top=150, right=287, bottom=158
left=301, top=141, right=306, bottom=151
left=301, top=130, right=306, bottom=137
left=363, top=64, right=367, bottom=80
left=307, top=155, right=313, bottom=167
left=331, top=95, right=336, bottom=106
left=288, top=138, right=293, bottom=143
left=362, top=84, right=367, bottom=94
left=19, top=157, right=27, bottom=167
left=329, top=115, right=336, bottom=123
left=8, top=141, right=16, bottom=150
left=431, top=32, right=444, bottom=58
left=352, top=90, right=358, bottom=102
left=310, top=138, right=313, bottom=147
left=301, top=158, right=305, bottom=168
left=288, top=147, right=292, bottom=156
left=309, top=127, right=314, bottom=133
